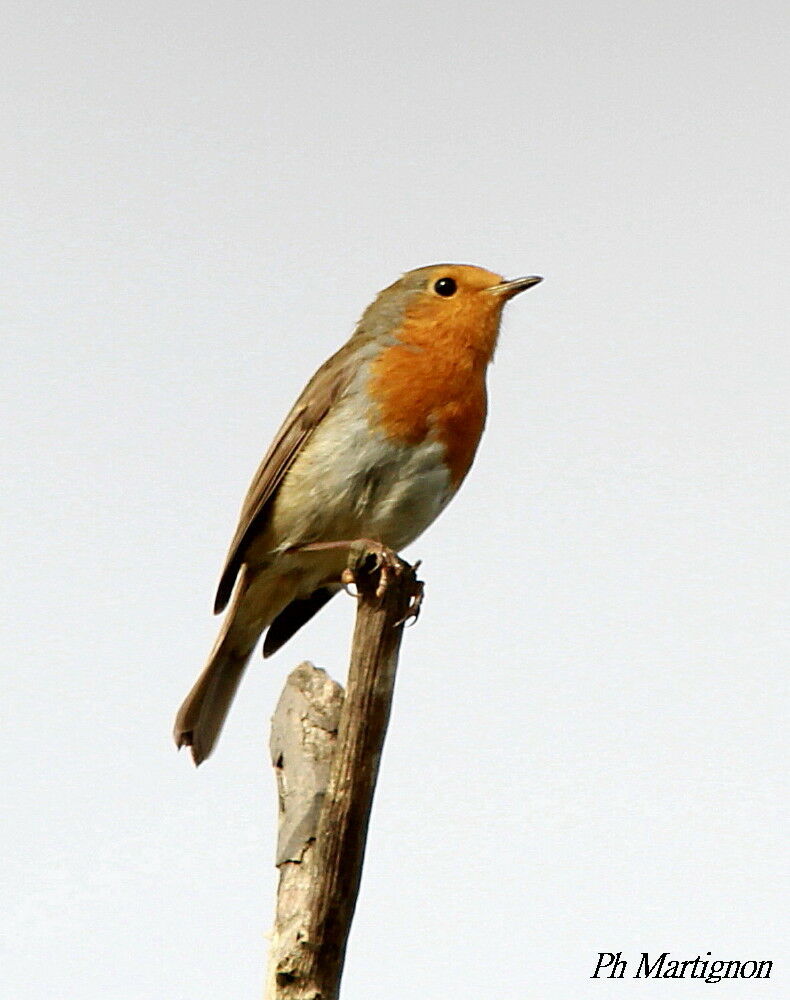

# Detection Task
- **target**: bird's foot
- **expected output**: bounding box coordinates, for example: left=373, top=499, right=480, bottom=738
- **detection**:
left=346, top=539, right=402, bottom=599
left=395, top=562, right=424, bottom=626
left=292, top=538, right=423, bottom=616
left=339, top=566, right=358, bottom=597
left=292, top=537, right=399, bottom=597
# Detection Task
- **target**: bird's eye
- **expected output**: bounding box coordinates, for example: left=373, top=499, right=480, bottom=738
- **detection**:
left=433, top=276, right=457, bottom=297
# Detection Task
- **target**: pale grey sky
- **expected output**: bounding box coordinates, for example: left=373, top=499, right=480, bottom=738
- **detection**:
left=2, top=1, right=787, bottom=997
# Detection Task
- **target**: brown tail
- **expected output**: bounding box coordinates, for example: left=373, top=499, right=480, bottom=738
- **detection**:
left=173, top=613, right=259, bottom=765
left=174, top=567, right=300, bottom=765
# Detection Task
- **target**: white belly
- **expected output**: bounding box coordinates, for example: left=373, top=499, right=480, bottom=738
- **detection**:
left=266, top=392, right=454, bottom=554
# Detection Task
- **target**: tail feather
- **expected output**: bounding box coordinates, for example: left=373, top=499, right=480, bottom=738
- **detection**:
left=173, top=619, right=259, bottom=766
left=174, top=568, right=304, bottom=764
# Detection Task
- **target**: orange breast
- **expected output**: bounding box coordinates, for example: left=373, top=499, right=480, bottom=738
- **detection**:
left=367, top=319, right=490, bottom=488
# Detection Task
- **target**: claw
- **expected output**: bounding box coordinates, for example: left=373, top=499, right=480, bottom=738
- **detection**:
left=375, top=563, right=389, bottom=600
left=395, top=578, right=425, bottom=627
left=374, top=547, right=402, bottom=599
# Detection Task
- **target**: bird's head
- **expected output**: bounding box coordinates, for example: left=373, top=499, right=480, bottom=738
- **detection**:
left=360, top=263, right=542, bottom=362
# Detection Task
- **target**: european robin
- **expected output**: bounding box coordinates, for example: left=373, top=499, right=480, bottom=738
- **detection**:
left=174, top=263, right=542, bottom=764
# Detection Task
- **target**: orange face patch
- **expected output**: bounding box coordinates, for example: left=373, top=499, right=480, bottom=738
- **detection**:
left=366, top=268, right=507, bottom=487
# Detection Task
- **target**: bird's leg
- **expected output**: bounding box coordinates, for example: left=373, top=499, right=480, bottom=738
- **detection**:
left=288, top=538, right=402, bottom=599
left=346, top=539, right=403, bottom=599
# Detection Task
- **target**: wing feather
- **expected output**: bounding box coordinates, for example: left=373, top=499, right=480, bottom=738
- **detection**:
left=213, top=340, right=363, bottom=613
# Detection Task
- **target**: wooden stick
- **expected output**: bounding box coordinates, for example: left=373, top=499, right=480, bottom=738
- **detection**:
left=266, top=663, right=345, bottom=1000
left=265, top=554, right=423, bottom=1000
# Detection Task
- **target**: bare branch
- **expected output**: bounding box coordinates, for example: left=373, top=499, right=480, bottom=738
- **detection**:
left=265, top=554, right=423, bottom=1000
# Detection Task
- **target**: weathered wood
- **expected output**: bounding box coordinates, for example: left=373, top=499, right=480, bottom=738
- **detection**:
left=265, top=554, right=423, bottom=1000
left=265, top=663, right=345, bottom=1000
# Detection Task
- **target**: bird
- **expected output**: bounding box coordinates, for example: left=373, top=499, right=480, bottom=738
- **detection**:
left=174, top=263, right=542, bottom=764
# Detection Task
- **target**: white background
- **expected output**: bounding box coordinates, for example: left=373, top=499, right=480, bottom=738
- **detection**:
left=2, top=2, right=787, bottom=997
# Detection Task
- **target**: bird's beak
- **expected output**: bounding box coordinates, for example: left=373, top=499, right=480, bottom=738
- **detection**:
left=490, top=275, right=543, bottom=300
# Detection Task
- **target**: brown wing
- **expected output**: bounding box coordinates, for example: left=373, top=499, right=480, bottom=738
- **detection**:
left=213, top=339, right=362, bottom=614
